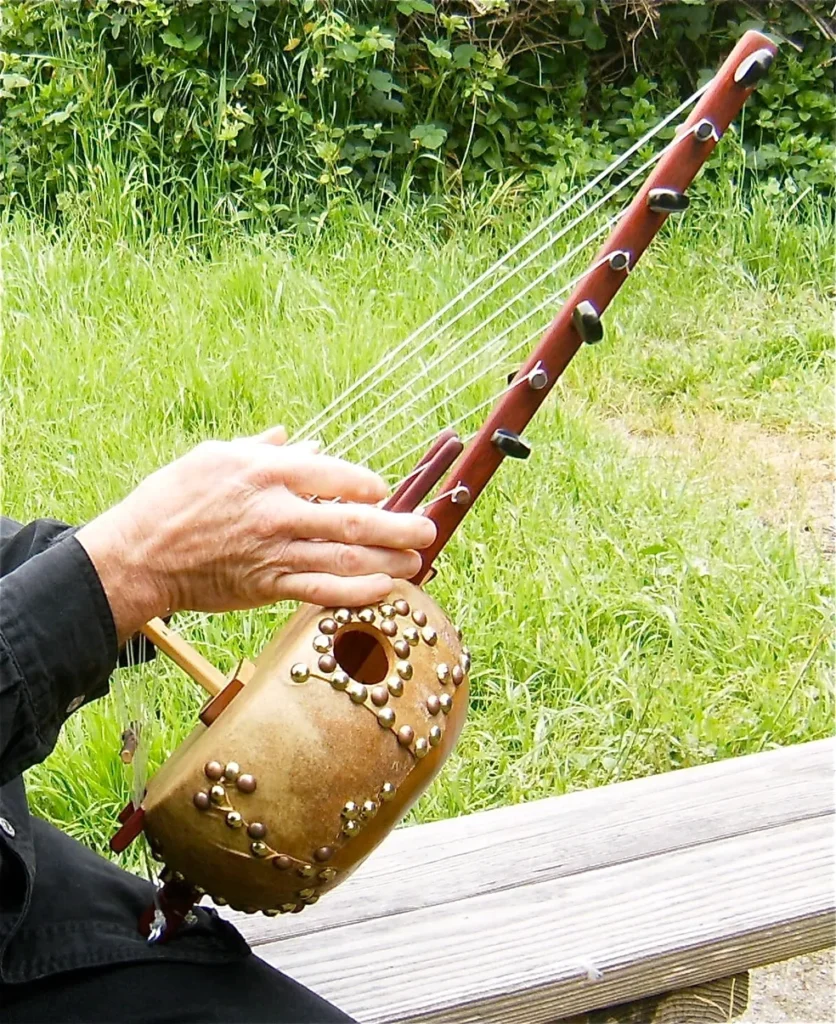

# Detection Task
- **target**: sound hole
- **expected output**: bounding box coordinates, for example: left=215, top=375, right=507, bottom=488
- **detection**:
left=334, top=629, right=389, bottom=685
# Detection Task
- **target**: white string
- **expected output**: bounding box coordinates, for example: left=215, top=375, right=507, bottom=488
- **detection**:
left=291, top=82, right=709, bottom=445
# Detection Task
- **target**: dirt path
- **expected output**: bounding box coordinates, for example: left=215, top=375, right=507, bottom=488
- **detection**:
left=740, top=948, right=834, bottom=1023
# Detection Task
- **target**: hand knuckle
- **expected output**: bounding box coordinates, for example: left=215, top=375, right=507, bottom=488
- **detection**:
left=341, top=509, right=366, bottom=544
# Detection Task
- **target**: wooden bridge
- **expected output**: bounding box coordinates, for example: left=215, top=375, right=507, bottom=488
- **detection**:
left=224, top=738, right=834, bottom=1023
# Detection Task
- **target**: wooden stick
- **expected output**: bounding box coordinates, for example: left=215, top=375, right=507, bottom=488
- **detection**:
left=141, top=617, right=226, bottom=697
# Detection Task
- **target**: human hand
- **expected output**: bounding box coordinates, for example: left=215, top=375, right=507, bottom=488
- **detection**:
left=76, top=426, right=436, bottom=644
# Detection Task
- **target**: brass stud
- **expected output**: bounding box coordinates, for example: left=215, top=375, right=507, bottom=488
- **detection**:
left=380, top=604, right=396, bottom=619
left=377, top=707, right=396, bottom=727
left=348, top=682, right=368, bottom=704
left=209, top=784, right=226, bottom=805
left=314, top=846, right=334, bottom=863
left=393, top=599, right=410, bottom=616
left=451, top=665, right=464, bottom=686
left=404, top=626, right=419, bottom=646
left=343, top=819, right=360, bottom=837
left=412, top=609, right=428, bottom=627
left=290, top=663, right=310, bottom=683
left=393, top=639, right=410, bottom=659
left=370, top=684, right=389, bottom=707
left=460, top=648, right=471, bottom=673
left=213, top=895, right=228, bottom=906
left=429, top=725, right=442, bottom=746
left=193, top=791, right=211, bottom=811
left=318, top=653, right=337, bottom=673
left=319, top=617, right=338, bottom=635
left=250, top=841, right=270, bottom=858
left=436, top=663, right=450, bottom=683
left=427, top=694, right=441, bottom=716
left=358, top=608, right=375, bottom=624
left=396, top=660, right=413, bottom=681
left=247, top=821, right=267, bottom=839
left=397, top=725, right=415, bottom=746
left=439, top=693, right=454, bottom=714
left=298, top=888, right=316, bottom=899
left=381, top=619, right=397, bottom=637
left=421, top=626, right=438, bottom=646
left=362, top=800, right=378, bottom=818
left=281, top=903, right=297, bottom=914
left=313, top=634, right=332, bottom=653
left=331, top=670, right=350, bottom=691
left=319, top=867, right=337, bottom=882
left=415, top=737, right=429, bottom=758
left=342, top=801, right=360, bottom=820
left=298, top=863, right=315, bottom=878
left=334, top=608, right=351, bottom=625
left=236, top=774, right=257, bottom=794
left=292, top=904, right=306, bottom=914
left=244, top=906, right=258, bottom=914
left=225, top=811, right=244, bottom=829
left=224, top=761, right=240, bottom=782
left=273, top=855, right=292, bottom=871
left=380, top=782, right=397, bottom=802
left=304, top=894, right=319, bottom=905
left=388, top=677, right=404, bottom=698
left=263, top=908, right=280, bottom=917
left=204, top=760, right=224, bottom=781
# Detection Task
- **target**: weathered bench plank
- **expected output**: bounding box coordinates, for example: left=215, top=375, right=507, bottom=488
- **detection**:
left=220, top=740, right=834, bottom=1023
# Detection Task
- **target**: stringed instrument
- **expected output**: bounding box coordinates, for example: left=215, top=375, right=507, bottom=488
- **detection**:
left=110, top=30, right=777, bottom=940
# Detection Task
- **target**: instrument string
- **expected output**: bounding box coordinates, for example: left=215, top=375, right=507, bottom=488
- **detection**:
left=290, top=83, right=708, bottom=446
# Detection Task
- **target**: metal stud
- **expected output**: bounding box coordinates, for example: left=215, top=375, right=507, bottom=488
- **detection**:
left=451, top=665, right=464, bottom=686
left=460, top=648, right=471, bottom=673
left=451, top=483, right=471, bottom=505
left=397, top=725, right=415, bottom=746
left=393, top=638, right=411, bottom=659
left=436, top=663, right=450, bottom=683
left=298, top=888, right=316, bottom=899
left=608, top=249, right=630, bottom=272
left=225, top=811, right=243, bottom=829
left=331, top=670, right=350, bottom=691
left=318, top=653, right=337, bottom=673
left=393, top=599, right=410, bottom=616
left=213, top=895, right=228, bottom=906
left=224, top=761, right=241, bottom=782
left=421, top=626, right=438, bottom=646
left=334, top=608, right=351, bottom=625
left=314, top=846, right=335, bottom=863
left=251, top=841, right=270, bottom=858
left=412, top=609, right=427, bottom=627
left=381, top=619, right=397, bottom=637
left=370, top=684, right=389, bottom=707
left=193, top=791, right=211, bottom=811
left=388, top=677, right=404, bottom=698
left=415, top=737, right=429, bottom=758
left=342, top=801, right=360, bottom=820
left=273, top=855, right=293, bottom=871
left=290, top=663, right=310, bottom=683
left=281, top=903, right=297, bottom=913
left=204, top=760, right=224, bottom=781
left=357, top=608, right=375, bottom=624
left=439, top=693, right=454, bottom=714
left=379, top=782, right=396, bottom=802
left=319, top=617, right=338, bottom=635
left=313, top=634, right=332, bottom=653
left=734, top=48, right=774, bottom=87
left=427, top=694, right=441, bottom=716
left=236, top=774, right=257, bottom=794
left=403, top=627, right=419, bottom=646
left=362, top=799, right=378, bottom=818
left=380, top=604, right=396, bottom=619
left=348, top=682, right=368, bottom=704
left=319, top=867, right=337, bottom=882
left=298, top=863, right=316, bottom=878
left=209, top=784, right=226, bottom=805
left=572, top=300, right=604, bottom=344
left=377, top=707, right=396, bottom=727
left=263, top=908, right=280, bottom=917
left=247, top=821, right=267, bottom=839
left=647, top=187, right=689, bottom=214
left=396, top=660, right=413, bottom=681
left=343, top=819, right=360, bottom=837
left=429, top=725, right=442, bottom=747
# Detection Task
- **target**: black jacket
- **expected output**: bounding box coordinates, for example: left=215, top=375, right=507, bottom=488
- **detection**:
left=0, top=517, right=249, bottom=984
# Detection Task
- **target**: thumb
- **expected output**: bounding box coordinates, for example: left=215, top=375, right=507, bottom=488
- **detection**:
left=252, top=425, right=289, bottom=446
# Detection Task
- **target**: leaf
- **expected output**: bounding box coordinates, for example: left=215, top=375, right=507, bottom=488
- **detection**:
left=284, top=37, right=301, bottom=52
left=334, top=42, right=360, bottom=63
left=584, top=23, right=607, bottom=51
left=425, top=38, right=452, bottom=61
left=1, top=74, right=31, bottom=91
left=152, top=107, right=166, bottom=124
left=368, top=69, right=394, bottom=93
left=248, top=72, right=267, bottom=87
left=453, top=43, right=477, bottom=69
left=472, top=135, right=491, bottom=158
left=182, top=35, right=204, bottom=53
left=410, top=124, right=447, bottom=149
left=161, top=30, right=184, bottom=48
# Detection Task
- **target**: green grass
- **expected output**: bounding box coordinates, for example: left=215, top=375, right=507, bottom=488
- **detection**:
left=1, top=183, right=833, bottom=867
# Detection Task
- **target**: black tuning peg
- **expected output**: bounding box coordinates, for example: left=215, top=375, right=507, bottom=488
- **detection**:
left=734, top=48, right=774, bottom=88
left=491, top=429, right=531, bottom=460
left=572, top=300, right=604, bottom=344
left=647, top=188, right=690, bottom=214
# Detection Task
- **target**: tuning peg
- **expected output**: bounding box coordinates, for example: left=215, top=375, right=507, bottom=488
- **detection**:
left=647, top=188, right=690, bottom=214
left=572, top=300, right=604, bottom=344
left=491, top=429, right=531, bottom=460
left=734, top=48, right=774, bottom=88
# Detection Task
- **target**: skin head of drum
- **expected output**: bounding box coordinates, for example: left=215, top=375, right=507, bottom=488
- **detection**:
left=141, top=581, right=469, bottom=915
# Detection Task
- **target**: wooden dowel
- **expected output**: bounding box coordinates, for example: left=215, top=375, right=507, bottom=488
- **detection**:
left=141, top=617, right=226, bottom=697
left=384, top=428, right=459, bottom=511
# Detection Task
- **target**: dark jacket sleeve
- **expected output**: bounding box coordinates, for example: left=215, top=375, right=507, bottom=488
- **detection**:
left=0, top=517, right=120, bottom=785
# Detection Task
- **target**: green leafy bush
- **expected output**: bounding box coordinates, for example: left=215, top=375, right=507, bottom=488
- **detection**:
left=1, top=1, right=833, bottom=231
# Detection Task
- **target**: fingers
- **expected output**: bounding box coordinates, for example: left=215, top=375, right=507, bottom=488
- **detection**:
left=284, top=540, right=422, bottom=580
left=257, top=449, right=389, bottom=504
left=253, top=425, right=289, bottom=446
left=294, top=498, right=437, bottom=550
left=275, top=572, right=395, bottom=608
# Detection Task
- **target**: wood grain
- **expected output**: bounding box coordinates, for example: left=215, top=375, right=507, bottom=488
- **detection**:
left=559, top=974, right=750, bottom=1024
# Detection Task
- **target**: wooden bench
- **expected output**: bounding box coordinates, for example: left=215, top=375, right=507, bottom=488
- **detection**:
left=222, top=739, right=834, bottom=1023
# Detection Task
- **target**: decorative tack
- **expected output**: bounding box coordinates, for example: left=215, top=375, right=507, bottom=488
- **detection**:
left=343, top=819, right=360, bottom=837
left=436, top=663, right=450, bottom=683
left=427, top=694, right=441, bottom=716
left=393, top=639, right=410, bottom=659
left=396, top=660, right=413, bottom=681
left=319, top=868, right=337, bottom=882
left=204, top=760, right=224, bottom=781
left=237, top=774, right=257, bottom=794
left=451, top=665, right=464, bottom=686
left=247, top=821, right=267, bottom=839
left=370, top=685, right=389, bottom=707
left=209, top=784, right=226, bottom=805
left=403, top=626, right=419, bottom=646
left=298, top=863, right=316, bottom=878
left=380, top=604, right=396, bottom=619
left=213, top=895, right=228, bottom=906
left=388, top=677, right=404, bottom=698
left=379, top=782, right=397, bottom=802
left=273, top=855, right=293, bottom=871
left=415, top=737, right=429, bottom=758
left=281, top=903, right=297, bottom=913
left=193, top=791, right=211, bottom=811
left=429, top=725, right=442, bottom=746
left=314, top=846, right=335, bottom=863
left=421, top=626, right=438, bottom=646
left=331, top=670, right=350, bottom=691
left=381, top=619, right=397, bottom=637
left=224, top=761, right=241, bottom=782
left=298, top=888, right=316, bottom=899
left=263, top=908, right=280, bottom=917
left=377, top=707, right=396, bottom=727
left=318, top=654, right=337, bottom=673
left=358, top=608, right=375, bottom=624
left=313, top=634, right=332, bottom=653
left=412, top=609, right=428, bottom=627
left=225, top=811, right=244, bottom=829
left=362, top=799, right=378, bottom=818
left=342, top=801, right=360, bottom=820
left=290, top=663, right=310, bottom=683
left=439, top=693, right=454, bottom=714
left=348, top=682, right=368, bottom=704
left=250, top=841, right=270, bottom=858
left=319, top=617, right=339, bottom=635
left=334, top=608, right=351, bottom=625
left=393, top=599, right=410, bottom=616
left=460, top=648, right=471, bottom=673
left=397, top=725, right=415, bottom=746
left=244, top=906, right=258, bottom=914
left=304, top=894, right=319, bottom=906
